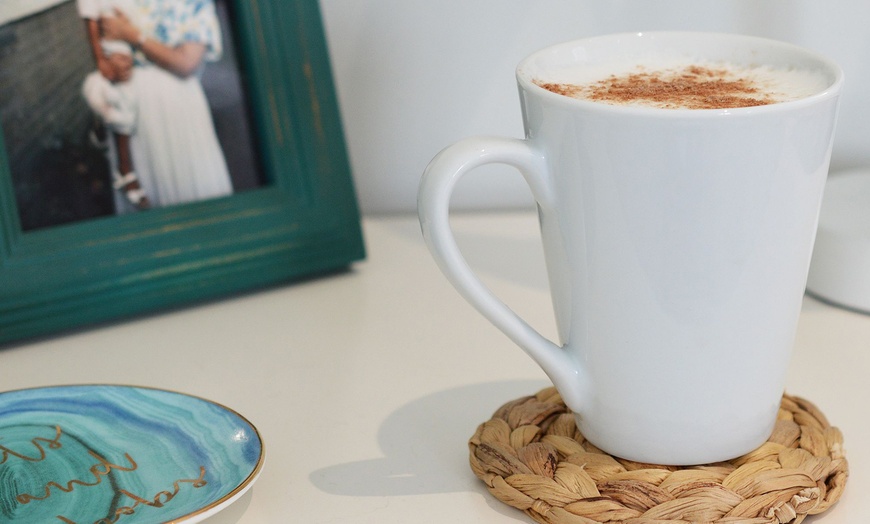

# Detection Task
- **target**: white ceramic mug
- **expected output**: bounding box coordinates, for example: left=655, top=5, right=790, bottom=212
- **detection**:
left=418, top=32, right=843, bottom=465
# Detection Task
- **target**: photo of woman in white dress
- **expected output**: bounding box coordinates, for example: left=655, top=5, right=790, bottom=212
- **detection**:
left=98, top=0, right=234, bottom=212
left=0, top=0, right=262, bottom=229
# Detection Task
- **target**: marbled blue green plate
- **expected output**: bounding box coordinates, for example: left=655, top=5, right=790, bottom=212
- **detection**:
left=0, top=385, right=264, bottom=523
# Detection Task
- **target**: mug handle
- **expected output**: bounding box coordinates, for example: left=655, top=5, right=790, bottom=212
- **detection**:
left=417, top=136, right=587, bottom=409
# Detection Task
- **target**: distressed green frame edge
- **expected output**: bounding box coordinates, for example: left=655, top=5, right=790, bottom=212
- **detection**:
left=0, top=0, right=365, bottom=345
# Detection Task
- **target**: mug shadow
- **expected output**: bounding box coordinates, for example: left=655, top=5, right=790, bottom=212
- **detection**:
left=309, top=380, right=548, bottom=499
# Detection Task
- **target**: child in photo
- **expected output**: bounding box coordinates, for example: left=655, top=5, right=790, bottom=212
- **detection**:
left=78, top=0, right=150, bottom=210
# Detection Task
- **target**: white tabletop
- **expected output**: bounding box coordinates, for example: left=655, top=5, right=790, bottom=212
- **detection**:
left=0, top=212, right=865, bottom=523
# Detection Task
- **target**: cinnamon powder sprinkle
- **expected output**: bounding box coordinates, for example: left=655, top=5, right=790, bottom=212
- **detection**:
left=536, top=65, right=778, bottom=109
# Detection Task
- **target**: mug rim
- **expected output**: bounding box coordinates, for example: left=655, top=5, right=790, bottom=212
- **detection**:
left=516, top=31, right=844, bottom=117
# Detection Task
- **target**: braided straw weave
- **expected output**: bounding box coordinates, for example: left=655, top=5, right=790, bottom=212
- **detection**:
left=469, top=387, right=847, bottom=524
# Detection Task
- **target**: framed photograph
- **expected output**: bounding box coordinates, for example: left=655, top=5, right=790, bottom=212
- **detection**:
left=0, top=0, right=365, bottom=344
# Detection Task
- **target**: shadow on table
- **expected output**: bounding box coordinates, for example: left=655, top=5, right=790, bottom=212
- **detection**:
left=200, top=489, right=252, bottom=524
left=309, top=379, right=548, bottom=497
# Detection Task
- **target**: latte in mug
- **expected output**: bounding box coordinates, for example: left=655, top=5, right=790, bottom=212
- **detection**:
left=533, top=59, right=831, bottom=109
left=419, top=33, right=842, bottom=465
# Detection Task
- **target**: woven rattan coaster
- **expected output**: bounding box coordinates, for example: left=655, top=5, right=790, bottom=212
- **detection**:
left=469, top=387, right=847, bottom=524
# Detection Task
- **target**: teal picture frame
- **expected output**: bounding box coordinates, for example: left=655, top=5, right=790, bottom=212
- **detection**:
left=0, top=0, right=365, bottom=345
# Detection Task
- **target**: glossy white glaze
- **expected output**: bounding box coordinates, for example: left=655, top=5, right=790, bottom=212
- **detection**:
left=418, top=32, right=843, bottom=465
left=807, top=169, right=870, bottom=314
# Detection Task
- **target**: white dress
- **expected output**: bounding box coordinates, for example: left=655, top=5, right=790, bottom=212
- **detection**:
left=118, top=65, right=233, bottom=211
left=113, top=0, right=233, bottom=213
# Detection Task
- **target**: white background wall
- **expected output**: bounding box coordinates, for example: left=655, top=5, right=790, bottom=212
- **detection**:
left=319, top=1, right=870, bottom=215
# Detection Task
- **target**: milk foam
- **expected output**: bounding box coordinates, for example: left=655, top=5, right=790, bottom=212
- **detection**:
left=534, top=58, right=830, bottom=109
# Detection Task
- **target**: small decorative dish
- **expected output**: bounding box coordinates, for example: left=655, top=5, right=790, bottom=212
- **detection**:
left=0, top=384, right=264, bottom=523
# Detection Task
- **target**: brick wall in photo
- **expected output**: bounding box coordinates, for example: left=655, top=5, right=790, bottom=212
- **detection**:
left=0, top=1, right=114, bottom=230
left=0, top=1, right=94, bottom=170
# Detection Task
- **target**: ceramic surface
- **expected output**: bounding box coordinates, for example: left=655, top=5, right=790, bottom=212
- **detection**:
left=0, top=385, right=263, bottom=523
left=419, top=32, right=843, bottom=465
left=806, top=169, right=870, bottom=314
